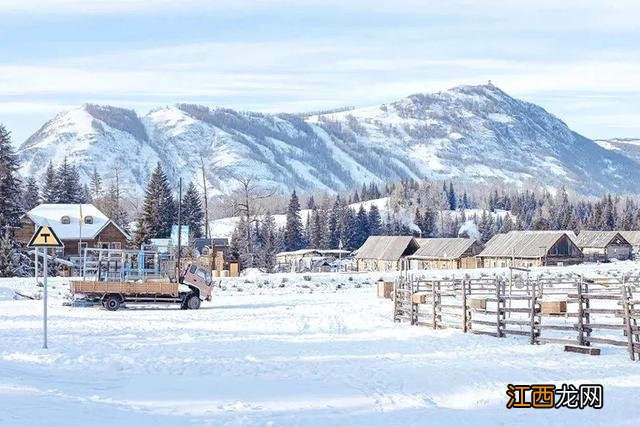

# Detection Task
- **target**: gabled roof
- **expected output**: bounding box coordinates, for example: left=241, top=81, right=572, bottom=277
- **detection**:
left=620, top=231, right=640, bottom=247
left=409, top=238, right=480, bottom=260
left=479, top=230, right=577, bottom=258
left=575, top=231, right=630, bottom=248
left=355, top=236, right=418, bottom=260
left=26, top=204, right=130, bottom=241
left=193, top=237, right=230, bottom=254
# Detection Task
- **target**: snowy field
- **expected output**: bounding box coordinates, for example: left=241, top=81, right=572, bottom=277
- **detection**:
left=1, top=267, right=640, bottom=427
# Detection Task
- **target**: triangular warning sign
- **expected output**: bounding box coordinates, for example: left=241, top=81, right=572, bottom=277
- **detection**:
left=28, top=226, right=64, bottom=248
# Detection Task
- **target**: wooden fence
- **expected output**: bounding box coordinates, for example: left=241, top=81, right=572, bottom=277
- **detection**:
left=393, top=273, right=640, bottom=360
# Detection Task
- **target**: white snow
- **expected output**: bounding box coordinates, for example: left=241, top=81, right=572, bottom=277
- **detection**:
left=1, top=263, right=640, bottom=426
left=26, top=203, right=120, bottom=240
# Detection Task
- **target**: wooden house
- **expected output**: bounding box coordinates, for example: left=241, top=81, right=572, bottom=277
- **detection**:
left=620, top=231, right=640, bottom=258
left=15, top=204, right=131, bottom=258
left=355, top=236, right=419, bottom=272
left=574, top=231, right=632, bottom=262
left=407, top=238, right=484, bottom=270
left=478, top=230, right=583, bottom=268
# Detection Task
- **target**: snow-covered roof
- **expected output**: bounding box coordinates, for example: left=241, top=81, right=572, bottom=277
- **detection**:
left=575, top=231, right=630, bottom=249
left=26, top=204, right=129, bottom=240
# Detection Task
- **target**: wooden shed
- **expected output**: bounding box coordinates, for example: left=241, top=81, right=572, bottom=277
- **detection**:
left=478, top=230, right=583, bottom=268
left=407, top=238, right=483, bottom=270
left=355, top=236, right=419, bottom=272
left=620, top=231, right=640, bottom=259
left=574, top=231, right=632, bottom=262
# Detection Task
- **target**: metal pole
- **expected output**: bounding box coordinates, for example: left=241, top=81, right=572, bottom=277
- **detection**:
left=34, top=247, right=39, bottom=280
left=177, top=177, right=182, bottom=279
left=43, top=249, right=48, bottom=349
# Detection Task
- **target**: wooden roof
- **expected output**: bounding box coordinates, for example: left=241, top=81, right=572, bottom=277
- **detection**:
left=620, top=231, right=640, bottom=246
left=479, top=231, right=576, bottom=258
left=409, top=238, right=480, bottom=260
left=575, top=231, right=630, bottom=248
left=354, top=236, right=418, bottom=260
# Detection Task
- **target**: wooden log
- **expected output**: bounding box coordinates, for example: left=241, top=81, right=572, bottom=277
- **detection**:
left=541, top=301, right=567, bottom=315
left=468, top=297, right=486, bottom=310
left=564, top=345, right=600, bottom=355
left=377, top=281, right=394, bottom=299
left=538, top=337, right=579, bottom=345
left=622, top=285, right=636, bottom=361
left=587, top=336, right=628, bottom=347
left=411, top=291, right=429, bottom=304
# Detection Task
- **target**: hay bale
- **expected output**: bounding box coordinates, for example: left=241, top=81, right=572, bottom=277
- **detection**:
left=412, top=291, right=429, bottom=304
left=542, top=300, right=567, bottom=315
left=377, top=281, right=393, bottom=299
left=468, top=297, right=486, bottom=310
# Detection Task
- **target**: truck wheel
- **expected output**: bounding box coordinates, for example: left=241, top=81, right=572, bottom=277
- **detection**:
left=187, top=294, right=201, bottom=310
left=103, top=295, right=121, bottom=311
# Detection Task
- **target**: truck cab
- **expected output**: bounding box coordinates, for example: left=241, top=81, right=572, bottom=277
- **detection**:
left=180, top=263, right=213, bottom=302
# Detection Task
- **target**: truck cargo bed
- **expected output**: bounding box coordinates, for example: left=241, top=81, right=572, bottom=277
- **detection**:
left=70, top=280, right=180, bottom=297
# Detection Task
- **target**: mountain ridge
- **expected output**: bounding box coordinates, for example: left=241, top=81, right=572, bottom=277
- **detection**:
left=17, top=84, right=640, bottom=197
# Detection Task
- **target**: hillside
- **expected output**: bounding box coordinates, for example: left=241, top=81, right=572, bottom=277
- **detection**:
left=18, top=84, right=640, bottom=196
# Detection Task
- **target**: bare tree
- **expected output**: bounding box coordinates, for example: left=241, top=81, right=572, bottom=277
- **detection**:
left=231, top=175, right=275, bottom=266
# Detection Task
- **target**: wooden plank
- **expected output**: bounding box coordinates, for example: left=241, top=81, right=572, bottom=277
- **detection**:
left=538, top=337, right=578, bottom=345
left=537, top=324, right=576, bottom=331
left=503, top=329, right=531, bottom=336
left=587, top=336, right=628, bottom=347
left=564, top=345, right=601, bottom=355
left=470, top=330, right=498, bottom=337
left=471, top=319, right=499, bottom=326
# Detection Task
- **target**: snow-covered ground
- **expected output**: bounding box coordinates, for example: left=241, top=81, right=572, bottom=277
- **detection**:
left=1, top=266, right=640, bottom=426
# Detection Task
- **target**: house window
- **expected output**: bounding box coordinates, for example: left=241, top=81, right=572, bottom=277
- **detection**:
left=84, top=216, right=93, bottom=224
left=78, top=242, right=88, bottom=255
left=110, top=242, right=121, bottom=250
left=61, top=216, right=70, bottom=224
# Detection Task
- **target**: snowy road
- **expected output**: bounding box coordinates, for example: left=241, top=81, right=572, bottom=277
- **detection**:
left=1, top=281, right=639, bottom=426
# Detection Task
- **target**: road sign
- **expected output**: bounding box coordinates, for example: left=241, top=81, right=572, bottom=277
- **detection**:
left=28, top=225, right=63, bottom=248
left=28, top=225, right=62, bottom=350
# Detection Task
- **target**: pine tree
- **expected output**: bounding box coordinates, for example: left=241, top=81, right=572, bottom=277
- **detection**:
left=89, top=167, right=103, bottom=201
left=138, top=163, right=176, bottom=238
left=258, top=211, right=279, bottom=272
left=354, top=205, right=369, bottom=247
left=309, top=208, right=326, bottom=249
left=341, top=207, right=358, bottom=250
left=413, top=208, right=423, bottom=237
left=448, top=182, right=457, bottom=210
left=0, top=125, right=23, bottom=229
left=0, top=231, right=20, bottom=277
left=54, top=157, right=83, bottom=203
left=327, top=197, right=342, bottom=248
left=180, top=182, right=204, bottom=238
left=368, top=204, right=382, bottom=236
left=22, top=176, right=40, bottom=212
left=41, top=162, right=57, bottom=203
left=284, top=190, right=304, bottom=251
left=422, top=206, right=436, bottom=237
left=306, top=195, right=316, bottom=210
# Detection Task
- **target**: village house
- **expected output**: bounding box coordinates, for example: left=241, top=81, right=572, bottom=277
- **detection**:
left=15, top=204, right=131, bottom=258
left=620, top=231, right=640, bottom=259
left=355, top=236, right=419, bottom=272
left=574, top=231, right=632, bottom=262
left=407, top=238, right=484, bottom=270
left=478, top=230, right=583, bottom=268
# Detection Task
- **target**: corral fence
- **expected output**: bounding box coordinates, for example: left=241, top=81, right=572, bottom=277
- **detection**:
left=392, top=271, right=640, bottom=361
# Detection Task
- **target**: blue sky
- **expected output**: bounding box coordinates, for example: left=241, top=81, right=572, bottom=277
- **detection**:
left=1, top=0, right=639, bottom=143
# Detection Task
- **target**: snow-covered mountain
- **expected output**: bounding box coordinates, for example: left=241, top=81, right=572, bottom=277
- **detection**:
left=18, top=84, right=640, bottom=196
left=594, top=138, right=640, bottom=165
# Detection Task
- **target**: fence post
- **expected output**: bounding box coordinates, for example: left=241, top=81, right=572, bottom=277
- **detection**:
left=529, top=280, right=537, bottom=345
left=576, top=277, right=585, bottom=346
left=462, top=279, right=468, bottom=333
left=622, top=285, right=635, bottom=361
left=496, top=278, right=503, bottom=338
left=431, top=281, right=437, bottom=329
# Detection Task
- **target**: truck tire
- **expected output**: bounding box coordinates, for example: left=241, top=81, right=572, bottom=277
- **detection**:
left=103, top=295, right=121, bottom=311
left=186, top=294, right=201, bottom=310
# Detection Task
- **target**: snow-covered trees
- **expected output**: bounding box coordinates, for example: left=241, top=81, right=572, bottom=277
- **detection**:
left=136, top=163, right=176, bottom=241
left=180, top=182, right=204, bottom=238
left=284, top=190, right=304, bottom=251
left=0, top=125, right=23, bottom=230
left=22, top=177, right=41, bottom=212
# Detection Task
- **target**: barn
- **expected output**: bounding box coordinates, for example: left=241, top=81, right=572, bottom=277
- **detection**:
left=574, top=231, right=632, bottom=262
left=478, top=230, right=583, bottom=268
left=407, top=238, right=483, bottom=270
left=15, top=204, right=131, bottom=258
left=355, top=236, right=419, bottom=272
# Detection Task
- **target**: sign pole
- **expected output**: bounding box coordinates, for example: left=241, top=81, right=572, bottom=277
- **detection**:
left=43, top=249, right=48, bottom=349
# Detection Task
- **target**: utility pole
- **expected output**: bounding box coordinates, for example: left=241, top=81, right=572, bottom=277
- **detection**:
left=177, top=177, right=183, bottom=279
